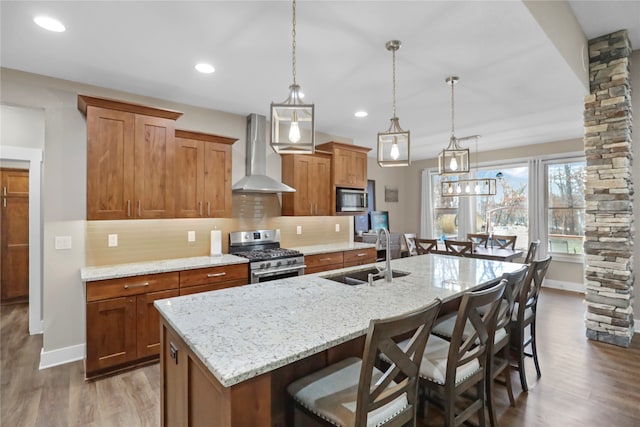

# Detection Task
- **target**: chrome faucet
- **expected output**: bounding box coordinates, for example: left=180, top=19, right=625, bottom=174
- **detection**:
left=377, top=227, right=393, bottom=282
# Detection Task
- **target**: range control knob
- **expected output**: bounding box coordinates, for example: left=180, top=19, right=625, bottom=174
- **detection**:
left=276, top=261, right=282, bottom=267
left=260, top=263, right=266, bottom=269
left=265, top=262, right=271, bottom=269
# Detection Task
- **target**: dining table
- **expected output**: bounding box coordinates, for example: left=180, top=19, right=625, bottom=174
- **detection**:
left=430, top=242, right=524, bottom=262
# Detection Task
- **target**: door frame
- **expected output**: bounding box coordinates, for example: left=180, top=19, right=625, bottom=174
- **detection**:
left=0, top=146, right=43, bottom=335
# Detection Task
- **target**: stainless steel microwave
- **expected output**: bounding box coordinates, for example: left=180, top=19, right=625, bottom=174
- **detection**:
left=336, top=188, right=367, bottom=212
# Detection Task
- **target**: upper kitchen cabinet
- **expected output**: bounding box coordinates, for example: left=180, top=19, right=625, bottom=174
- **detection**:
left=78, top=95, right=183, bottom=220
left=174, top=130, right=237, bottom=218
left=281, top=152, right=331, bottom=216
left=317, top=142, right=370, bottom=189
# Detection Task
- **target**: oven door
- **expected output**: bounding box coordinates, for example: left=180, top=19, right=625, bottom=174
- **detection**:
left=251, top=265, right=305, bottom=283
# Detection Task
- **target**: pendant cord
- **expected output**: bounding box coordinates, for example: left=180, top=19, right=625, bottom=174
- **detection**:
left=450, top=78, right=455, bottom=137
left=291, top=0, right=297, bottom=86
left=392, top=47, right=397, bottom=118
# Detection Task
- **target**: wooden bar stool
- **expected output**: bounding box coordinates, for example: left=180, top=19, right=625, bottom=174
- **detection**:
left=287, top=300, right=442, bottom=427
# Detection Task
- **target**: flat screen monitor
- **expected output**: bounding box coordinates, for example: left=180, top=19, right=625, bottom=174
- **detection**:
left=354, top=214, right=369, bottom=235
left=370, top=211, right=389, bottom=232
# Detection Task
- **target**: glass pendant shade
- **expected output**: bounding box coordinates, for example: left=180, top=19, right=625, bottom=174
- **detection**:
left=271, top=84, right=315, bottom=154
left=441, top=178, right=496, bottom=197
left=378, top=117, right=410, bottom=167
left=438, top=137, right=470, bottom=175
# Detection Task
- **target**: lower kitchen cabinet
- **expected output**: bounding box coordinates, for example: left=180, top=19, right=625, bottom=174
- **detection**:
left=85, top=272, right=179, bottom=378
left=342, top=247, right=377, bottom=268
left=179, top=263, right=248, bottom=295
left=305, top=248, right=377, bottom=274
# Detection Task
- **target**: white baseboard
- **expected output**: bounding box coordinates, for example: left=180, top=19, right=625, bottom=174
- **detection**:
left=30, top=319, right=43, bottom=336
left=543, top=279, right=584, bottom=294
left=39, top=343, right=85, bottom=370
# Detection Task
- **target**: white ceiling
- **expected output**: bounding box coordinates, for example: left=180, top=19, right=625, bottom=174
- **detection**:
left=1, top=1, right=638, bottom=161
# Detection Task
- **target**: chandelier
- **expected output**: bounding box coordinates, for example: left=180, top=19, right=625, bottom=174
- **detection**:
left=377, top=40, right=410, bottom=167
left=270, top=0, right=315, bottom=154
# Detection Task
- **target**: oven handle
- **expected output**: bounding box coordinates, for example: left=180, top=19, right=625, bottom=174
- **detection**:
left=251, top=265, right=307, bottom=277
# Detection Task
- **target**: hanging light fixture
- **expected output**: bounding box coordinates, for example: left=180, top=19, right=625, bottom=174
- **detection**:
left=377, top=40, right=410, bottom=167
left=441, top=134, right=496, bottom=197
left=271, top=0, right=315, bottom=154
left=438, top=76, right=477, bottom=175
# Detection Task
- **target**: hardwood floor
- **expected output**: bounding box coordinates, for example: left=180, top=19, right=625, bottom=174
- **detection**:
left=1, top=288, right=639, bottom=426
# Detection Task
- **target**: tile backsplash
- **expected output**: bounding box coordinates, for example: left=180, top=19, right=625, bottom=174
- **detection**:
left=86, top=214, right=353, bottom=266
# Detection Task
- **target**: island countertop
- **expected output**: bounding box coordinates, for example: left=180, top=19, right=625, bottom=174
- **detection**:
left=154, top=254, right=522, bottom=387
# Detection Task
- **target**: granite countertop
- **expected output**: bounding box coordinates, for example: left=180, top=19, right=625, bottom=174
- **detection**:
left=154, top=254, right=522, bottom=387
left=80, top=255, right=248, bottom=282
left=290, top=242, right=376, bottom=256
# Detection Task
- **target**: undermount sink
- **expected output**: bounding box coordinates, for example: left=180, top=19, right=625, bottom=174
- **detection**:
left=322, top=268, right=410, bottom=285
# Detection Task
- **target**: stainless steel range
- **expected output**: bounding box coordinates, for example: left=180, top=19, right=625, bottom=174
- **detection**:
left=229, top=229, right=305, bottom=284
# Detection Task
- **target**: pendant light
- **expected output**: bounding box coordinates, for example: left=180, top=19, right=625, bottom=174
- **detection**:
left=441, top=133, right=497, bottom=197
left=438, top=76, right=476, bottom=175
left=377, top=40, right=410, bottom=167
left=270, top=0, right=315, bottom=154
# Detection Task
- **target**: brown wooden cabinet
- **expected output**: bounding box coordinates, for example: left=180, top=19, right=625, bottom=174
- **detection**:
left=78, top=95, right=183, bottom=220
left=85, top=272, right=179, bottom=378
left=174, top=130, right=237, bottom=218
left=281, top=153, right=331, bottom=216
left=1, top=169, right=29, bottom=303
left=304, top=247, right=377, bottom=274
left=179, top=263, right=248, bottom=295
left=316, top=142, right=370, bottom=215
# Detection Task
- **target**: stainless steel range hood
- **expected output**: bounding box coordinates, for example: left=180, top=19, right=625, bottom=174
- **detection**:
left=232, top=113, right=296, bottom=193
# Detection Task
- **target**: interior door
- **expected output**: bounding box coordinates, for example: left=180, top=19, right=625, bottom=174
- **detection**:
left=1, top=169, right=29, bottom=302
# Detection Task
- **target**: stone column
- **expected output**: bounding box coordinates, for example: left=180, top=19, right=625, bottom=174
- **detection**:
left=583, top=30, right=634, bottom=347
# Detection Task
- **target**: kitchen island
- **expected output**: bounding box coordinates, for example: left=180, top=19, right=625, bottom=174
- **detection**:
left=155, top=254, right=523, bottom=426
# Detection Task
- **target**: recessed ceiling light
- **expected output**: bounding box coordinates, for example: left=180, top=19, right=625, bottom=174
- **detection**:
left=195, top=63, right=215, bottom=74
left=34, top=16, right=65, bottom=32
left=355, top=111, right=368, bottom=118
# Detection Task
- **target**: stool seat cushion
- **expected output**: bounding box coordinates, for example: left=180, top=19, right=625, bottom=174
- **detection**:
left=287, top=357, right=408, bottom=427
left=419, top=335, right=481, bottom=385
left=432, top=317, right=508, bottom=344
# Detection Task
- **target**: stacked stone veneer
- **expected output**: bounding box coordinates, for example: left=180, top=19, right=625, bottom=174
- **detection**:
left=583, top=30, right=634, bottom=348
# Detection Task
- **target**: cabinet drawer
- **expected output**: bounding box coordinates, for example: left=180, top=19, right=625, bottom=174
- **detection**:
left=179, top=280, right=247, bottom=296
left=305, top=264, right=343, bottom=275
left=179, top=263, right=248, bottom=288
left=305, top=252, right=344, bottom=269
left=86, top=272, right=179, bottom=302
left=343, top=248, right=377, bottom=265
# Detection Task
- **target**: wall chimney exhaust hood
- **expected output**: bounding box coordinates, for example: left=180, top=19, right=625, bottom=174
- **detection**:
left=232, top=114, right=296, bottom=193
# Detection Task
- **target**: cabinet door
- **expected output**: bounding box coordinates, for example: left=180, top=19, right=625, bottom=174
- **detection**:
left=203, top=141, right=232, bottom=217
left=175, top=138, right=204, bottom=218
left=137, top=289, right=179, bottom=358
left=86, top=297, right=137, bottom=374
left=134, top=115, right=176, bottom=218
left=86, top=106, right=135, bottom=220
left=351, top=151, right=368, bottom=188
left=333, top=148, right=353, bottom=187
left=311, top=156, right=331, bottom=215
left=1, top=170, right=29, bottom=301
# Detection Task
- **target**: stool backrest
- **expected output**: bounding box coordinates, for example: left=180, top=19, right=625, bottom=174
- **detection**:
left=517, top=256, right=552, bottom=319
left=524, top=240, right=540, bottom=264
left=356, top=299, right=442, bottom=427
left=496, top=266, right=529, bottom=334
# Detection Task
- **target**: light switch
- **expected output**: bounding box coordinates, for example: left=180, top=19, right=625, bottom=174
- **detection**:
left=108, top=234, right=118, bottom=247
left=335, top=224, right=340, bottom=232
left=187, top=231, right=196, bottom=242
left=296, top=225, right=302, bottom=235
left=54, top=236, right=72, bottom=250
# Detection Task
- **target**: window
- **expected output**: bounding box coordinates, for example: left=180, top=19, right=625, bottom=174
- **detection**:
left=546, top=160, right=586, bottom=255
left=431, top=172, right=458, bottom=239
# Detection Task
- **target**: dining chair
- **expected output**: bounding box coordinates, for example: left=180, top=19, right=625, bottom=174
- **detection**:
left=509, top=256, right=552, bottom=392
left=418, top=281, right=506, bottom=427
left=430, top=266, right=529, bottom=427
left=414, top=238, right=438, bottom=255
left=444, top=240, right=473, bottom=256
left=403, top=233, right=418, bottom=256
left=467, top=233, right=490, bottom=248
left=287, top=299, right=442, bottom=427
left=490, top=235, right=517, bottom=250
left=523, top=240, right=540, bottom=264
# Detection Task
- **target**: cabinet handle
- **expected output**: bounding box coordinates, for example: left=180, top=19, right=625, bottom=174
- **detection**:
left=124, top=282, right=150, bottom=289
left=199, top=201, right=203, bottom=217
left=127, top=200, right=131, bottom=217
left=3, top=198, right=5, bottom=208
left=207, top=201, right=211, bottom=217
left=169, top=342, right=179, bottom=364
left=2, top=187, right=6, bottom=196
left=356, top=253, right=367, bottom=257
left=319, top=258, right=331, bottom=262
left=207, top=272, right=226, bottom=278
left=138, top=200, right=141, bottom=217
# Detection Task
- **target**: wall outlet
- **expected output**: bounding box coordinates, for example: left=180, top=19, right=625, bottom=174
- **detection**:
left=108, top=234, right=118, bottom=247
left=296, top=225, right=302, bottom=235
left=54, top=236, right=72, bottom=250
left=335, top=223, right=340, bottom=232
left=187, top=231, right=196, bottom=242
